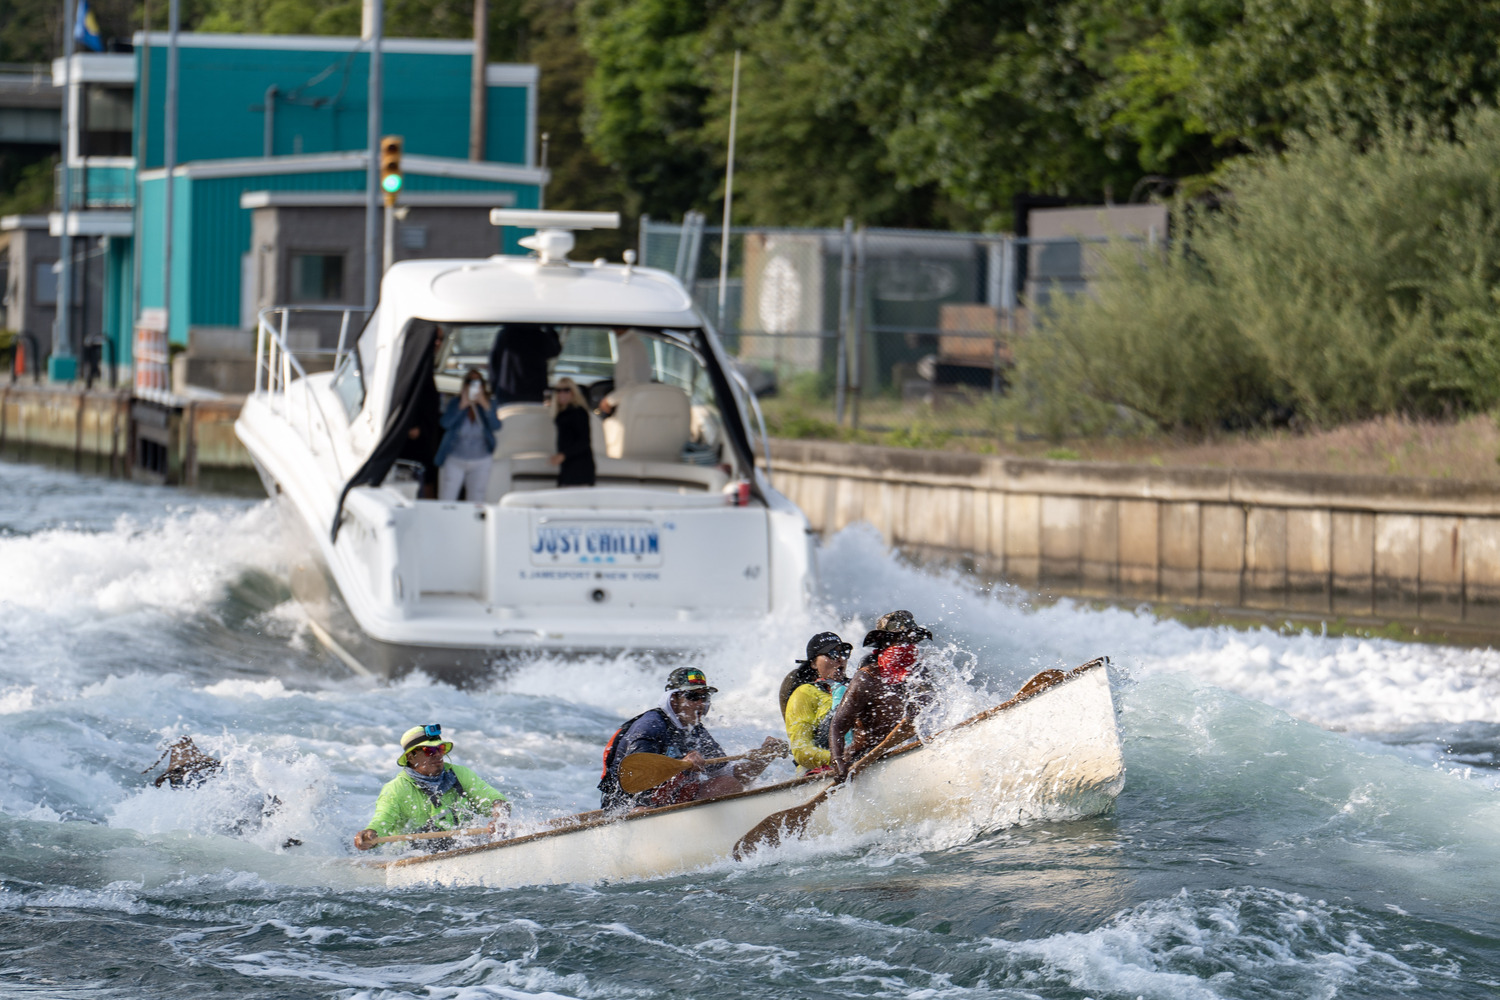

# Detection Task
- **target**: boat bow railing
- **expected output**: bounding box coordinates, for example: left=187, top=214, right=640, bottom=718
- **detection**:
left=254, top=305, right=368, bottom=479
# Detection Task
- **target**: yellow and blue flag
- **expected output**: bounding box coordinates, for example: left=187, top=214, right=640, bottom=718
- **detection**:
left=74, top=0, right=104, bottom=52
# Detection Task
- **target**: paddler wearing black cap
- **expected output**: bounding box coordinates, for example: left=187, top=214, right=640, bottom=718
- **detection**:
left=780, top=631, right=852, bottom=774
left=829, top=610, right=935, bottom=779
left=598, top=668, right=787, bottom=810
left=353, top=724, right=510, bottom=850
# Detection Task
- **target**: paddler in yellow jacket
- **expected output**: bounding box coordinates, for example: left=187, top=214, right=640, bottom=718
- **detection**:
left=353, top=724, right=509, bottom=850
left=781, top=631, right=852, bottom=774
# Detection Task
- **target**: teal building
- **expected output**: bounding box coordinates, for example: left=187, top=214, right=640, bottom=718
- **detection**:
left=53, top=33, right=544, bottom=378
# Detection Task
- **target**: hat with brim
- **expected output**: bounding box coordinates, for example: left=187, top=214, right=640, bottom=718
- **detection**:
left=862, top=609, right=934, bottom=648
left=665, top=666, right=718, bottom=693
left=397, top=726, right=454, bottom=766
left=800, top=631, right=852, bottom=664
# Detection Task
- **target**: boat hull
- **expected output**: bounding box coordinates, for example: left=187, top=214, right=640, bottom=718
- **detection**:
left=383, top=660, right=1124, bottom=888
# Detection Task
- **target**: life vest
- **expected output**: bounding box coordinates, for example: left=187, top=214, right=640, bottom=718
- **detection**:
left=875, top=645, right=918, bottom=683
left=597, top=708, right=665, bottom=810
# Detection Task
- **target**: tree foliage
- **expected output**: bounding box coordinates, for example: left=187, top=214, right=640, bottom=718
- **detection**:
left=1015, top=110, right=1500, bottom=436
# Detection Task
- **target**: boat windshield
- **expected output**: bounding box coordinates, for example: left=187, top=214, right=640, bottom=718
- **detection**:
left=436, top=324, right=718, bottom=407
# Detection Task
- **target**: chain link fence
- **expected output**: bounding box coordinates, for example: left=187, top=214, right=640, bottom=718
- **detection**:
left=641, top=215, right=1148, bottom=449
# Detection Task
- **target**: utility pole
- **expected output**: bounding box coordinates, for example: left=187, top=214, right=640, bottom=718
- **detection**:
left=716, top=51, right=740, bottom=333
left=469, top=0, right=487, bottom=161
left=56, top=0, right=76, bottom=375
left=161, top=0, right=181, bottom=351
left=363, top=0, right=383, bottom=310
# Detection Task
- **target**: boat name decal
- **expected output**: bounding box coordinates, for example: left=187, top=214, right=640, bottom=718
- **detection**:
left=530, top=523, right=662, bottom=565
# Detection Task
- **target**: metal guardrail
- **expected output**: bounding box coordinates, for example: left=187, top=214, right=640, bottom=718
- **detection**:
left=254, top=305, right=366, bottom=479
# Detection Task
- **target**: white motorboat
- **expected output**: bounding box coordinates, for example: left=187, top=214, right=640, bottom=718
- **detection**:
left=380, top=659, right=1124, bottom=888
left=235, top=210, right=816, bottom=678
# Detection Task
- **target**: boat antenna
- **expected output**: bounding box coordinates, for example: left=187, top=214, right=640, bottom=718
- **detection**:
left=716, top=50, right=741, bottom=332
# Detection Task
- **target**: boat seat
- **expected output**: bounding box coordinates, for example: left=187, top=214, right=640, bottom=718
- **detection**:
left=486, top=454, right=728, bottom=501
left=602, top=383, right=691, bottom=462
left=492, top=403, right=553, bottom=457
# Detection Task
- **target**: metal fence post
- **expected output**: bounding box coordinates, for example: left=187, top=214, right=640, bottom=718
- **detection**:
left=850, top=226, right=867, bottom=431
left=638, top=213, right=650, bottom=264
left=835, top=217, right=853, bottom=425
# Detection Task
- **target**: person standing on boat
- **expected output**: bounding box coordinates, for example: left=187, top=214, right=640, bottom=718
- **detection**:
left=829, top=611, right=934, bottom=779
left=435, top=368, right=501, bottom=502
left=550, top=377, right=596, bottom=487
left=598, top=668, right=785, bottom=810
left=487, top=322, right=561, bottom=405
left=781, top=632, right=852, bottom=775
left=353, top=724, right=510, bottom=851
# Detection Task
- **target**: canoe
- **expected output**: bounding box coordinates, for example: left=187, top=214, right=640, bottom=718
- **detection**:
left=381, top=657, right=1124, bottom=888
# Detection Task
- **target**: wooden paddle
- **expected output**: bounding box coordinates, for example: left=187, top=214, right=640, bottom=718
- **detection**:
left=732, top=720, right=914, bottom=860
left=618, top=743, right=786, bottom=794
left=372, top=826, right=492, bottom=845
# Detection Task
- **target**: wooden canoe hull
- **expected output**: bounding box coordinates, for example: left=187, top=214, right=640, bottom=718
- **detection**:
left=383, top=659, right=1123, bottom=888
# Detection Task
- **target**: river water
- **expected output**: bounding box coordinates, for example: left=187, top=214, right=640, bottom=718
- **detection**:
left=2, top=459, right=1498, bottom=998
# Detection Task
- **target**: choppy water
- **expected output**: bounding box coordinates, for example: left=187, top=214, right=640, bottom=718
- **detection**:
left=3, top=459, right=1499, bottom=999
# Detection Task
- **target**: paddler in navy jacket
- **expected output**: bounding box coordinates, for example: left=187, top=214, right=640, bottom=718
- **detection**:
left=599, top=668, right=786, bottom=809
left=829, top=610, right=935, bottom=778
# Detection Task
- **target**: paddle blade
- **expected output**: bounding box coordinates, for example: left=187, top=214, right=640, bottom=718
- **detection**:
left=617, top=752, right=691, bottom=794
left=732, top=792, right=826, bottom=860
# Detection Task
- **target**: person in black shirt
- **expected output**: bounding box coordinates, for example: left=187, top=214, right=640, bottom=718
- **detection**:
left=549, top=377, right=595, bottom=487
left=488, top=323, right=561, bottom=404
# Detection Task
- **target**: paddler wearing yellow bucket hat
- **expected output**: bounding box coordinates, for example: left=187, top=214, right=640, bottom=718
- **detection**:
left=353, top=724, right=510, bottom=851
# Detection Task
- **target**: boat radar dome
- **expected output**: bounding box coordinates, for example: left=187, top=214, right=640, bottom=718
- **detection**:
left=490, top=209, right=621, bottom=266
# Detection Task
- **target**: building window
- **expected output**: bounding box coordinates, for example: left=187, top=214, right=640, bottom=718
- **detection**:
left=82, top=85, right=134, bottom=157
left=290, top=253, right=345, bottom=303
left=33, top=261, right=59, bottom=305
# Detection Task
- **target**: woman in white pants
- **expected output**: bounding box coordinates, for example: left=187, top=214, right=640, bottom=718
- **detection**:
left=435, top=368, right=501, bottom=502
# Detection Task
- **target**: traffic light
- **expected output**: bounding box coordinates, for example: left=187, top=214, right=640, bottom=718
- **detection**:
left=379, top=135, right=403, bottom=205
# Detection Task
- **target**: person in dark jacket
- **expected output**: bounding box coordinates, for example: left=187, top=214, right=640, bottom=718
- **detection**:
left=598, top=668, right=786, bottom=810
left=549, top=377, right=595, bottom=487
left=488, top=323, right=561, bottom=404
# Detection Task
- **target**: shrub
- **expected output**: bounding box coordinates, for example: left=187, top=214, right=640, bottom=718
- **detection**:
left=1014, top=108, right=1500, bottom=435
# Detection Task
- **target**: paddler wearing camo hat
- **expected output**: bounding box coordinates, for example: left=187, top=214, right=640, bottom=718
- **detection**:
left=353, top=724, right=510, bottom=850
left=829, top=610, right=935, bottom=778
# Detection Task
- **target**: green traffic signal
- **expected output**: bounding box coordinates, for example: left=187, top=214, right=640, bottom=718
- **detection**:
left=381, top=173, right=403, bottom=194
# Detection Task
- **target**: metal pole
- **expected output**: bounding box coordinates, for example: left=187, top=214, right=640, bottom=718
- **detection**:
left=263, top=85, right=276, bottom=156
left=850, top=226, right=866, bottom=431
left=364, top=0, right=383, bottom=311
left=716, top=50, right=740, bottom=332
left=161, top=0, right=181, bottom=352
left=383, top=202, right=394, bottom=274
left=835, top=217, right=852, bottom=425
left=131, top=0, right=150, bottom=346
left=468, top=0, right=487, bottom=161
left=537, top=131, right=549, bottom=209
left=57, top=0, right=77, bottom=370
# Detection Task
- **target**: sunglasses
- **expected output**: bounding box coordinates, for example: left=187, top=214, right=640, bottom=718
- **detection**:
left=412, top=745, right=445, bottom=758
left=555, top=387, right=573, bottom=394
left=681, top=690, right=711, bottom=703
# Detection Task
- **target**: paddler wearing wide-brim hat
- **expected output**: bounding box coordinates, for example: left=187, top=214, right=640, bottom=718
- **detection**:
left=353, top=723, right=510, bottom=851
left=830, top=610, right=935, bottom=779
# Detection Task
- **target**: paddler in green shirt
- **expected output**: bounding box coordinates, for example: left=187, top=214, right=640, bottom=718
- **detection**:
left=353, top=724, right=510, bottom=850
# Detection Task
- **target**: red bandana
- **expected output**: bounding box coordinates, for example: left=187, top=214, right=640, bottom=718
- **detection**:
left=875, top=645, right=917, bottom=683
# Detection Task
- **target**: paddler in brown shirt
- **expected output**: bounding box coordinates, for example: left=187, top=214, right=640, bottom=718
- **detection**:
left=828, top=610, right=935, bottom=778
